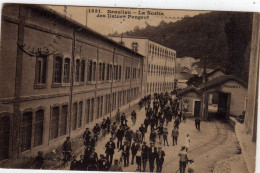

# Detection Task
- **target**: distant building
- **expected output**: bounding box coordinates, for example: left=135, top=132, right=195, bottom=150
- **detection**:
left=109, top=35, right=176, bottom=96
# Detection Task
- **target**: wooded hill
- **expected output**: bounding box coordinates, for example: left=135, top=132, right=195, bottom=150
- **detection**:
left=109, top=11, right=253, bottom=82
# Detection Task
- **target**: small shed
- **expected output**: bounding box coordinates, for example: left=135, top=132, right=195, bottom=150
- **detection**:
left=177, top=86, right=202, bottom=117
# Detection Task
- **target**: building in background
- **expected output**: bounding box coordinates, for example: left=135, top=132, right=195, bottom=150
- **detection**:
left=109, top=35, right=176, bottom=96
left=0, top=4, right=144, bottom=164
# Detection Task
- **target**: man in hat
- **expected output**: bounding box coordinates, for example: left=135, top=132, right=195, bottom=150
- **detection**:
left=150, top=130, right=157, bottom=143
left=83, top=128, right=91, bottom=146
left=105, top=117, right=111, bottom=133
left=139, top=124, right=146, bottom=142
left=77, top=155, right=86, bottom=170
left=131, top=138, right=140, bottom=165
left=171, top=126, right=179, bottom=146
left=109, top=159, right=123, bottom=171
left=118, top=141, right=130, bottom=167
left=105, top=137, right=116, bottom=165
left=116, top=109, right=121, bottom=124
left=178, top=146, right=189, bottom=173
left=141, top=141, right=149, bottom=172
left=97, top=154, right=111, bottom=171
left=62, top=136, right=72, bottom=162
left=93, top=123, right=101, bottom=141
left=156, top=146, right=165, bottom=172
left=195, top=116, right=201, bottom=131
left=116, top=126, right=125, bottom=148
left=84, top=145, right=92, bottom=162
left=34, top=151, right=45, bottom=169
left=70, top=156, right=78, bottom=170
left=148, top=142, right=157, bottom=172
left=125, top=127, right=133, bottom=146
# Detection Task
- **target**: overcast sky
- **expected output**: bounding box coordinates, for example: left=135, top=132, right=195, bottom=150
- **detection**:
left=49, top=5, right=208, bottom=35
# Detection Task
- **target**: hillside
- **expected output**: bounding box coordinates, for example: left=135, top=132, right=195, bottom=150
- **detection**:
left=111, top=11, right=253, bottom=81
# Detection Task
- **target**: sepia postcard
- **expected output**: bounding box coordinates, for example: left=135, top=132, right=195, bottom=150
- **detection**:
left=0, top=2, right=259, bottom=173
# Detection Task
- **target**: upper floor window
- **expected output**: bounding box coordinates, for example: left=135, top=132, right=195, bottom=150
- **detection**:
left=80, top=60, right=85, bottom=82
left=53, top=56, right=62, bottom=83
left=88, top=60, right=92, bottom=81
left=35, top=56, right=47, bottom=84
left=63, top=58, right=70, bottom=83
left=75, top=59, right=80, bottom=82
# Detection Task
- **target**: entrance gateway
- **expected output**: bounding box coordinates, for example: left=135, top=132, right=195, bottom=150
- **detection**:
left=177, top=75, right=247, bottom=119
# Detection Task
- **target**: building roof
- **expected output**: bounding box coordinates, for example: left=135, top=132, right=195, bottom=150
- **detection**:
left=198, top=75, right=248, bottom=90
left=177, top=85, right=202, bottom=96
left=205, top=68, right=226, bottom=78
left=21, top=4, right=144, bottom=58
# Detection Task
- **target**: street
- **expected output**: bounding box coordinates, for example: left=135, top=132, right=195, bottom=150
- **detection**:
left=61, top=105, right=247, bottom=173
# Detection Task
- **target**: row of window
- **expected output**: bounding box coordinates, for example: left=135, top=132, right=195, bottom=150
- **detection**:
left=148, top=64, right=175, bottom=76
left=149, top=44, right=176, bottom=61
left=147, top=82, right=174, bottom=94
left=35, top=56, right=141, bottom=87
left=18, top=87, right=140, bottom=153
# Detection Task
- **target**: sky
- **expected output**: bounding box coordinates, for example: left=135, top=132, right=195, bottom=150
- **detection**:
left=49, top=5, right=208, bottom=35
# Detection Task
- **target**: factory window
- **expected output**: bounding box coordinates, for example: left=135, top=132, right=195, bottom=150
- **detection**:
left=50, top=106, right=59, bottom=140
left=90, top=98, right=94, bottom=122
left=35, top=56, right=47, bottom=84
left=100, top=96, right=103, bottom=118
left=63, top=58, right=70, bottom=83
left=119, top=65, right=121, bottom=80
left=86, top=99, right=90, bottom=124
left=53, top=56, right=62, bottom=83
left=107, top=64, right=110, bottom=80
left=60, top=105, right=68, bottom=136
left=88, top=60, right=92, bottom=81
left=21, top=112, right=32, bottom=152
left=110, top=64, right=113, bottom=80
left=34, top=109, right=44, bottom=147
left=102, top=63, right=105, bottom=81
left=97, top=97, right=100, bottom=119
left=72, top=102, right=77, bottom=131
left=0, top=116, right=10, bottom=161
left=99, top=63, right=102, bottom=81
left=80, top=60, right=85, bottom=82
left=93, top=62, right=96, bottom=81
left=75, top=59, right=80, bottom=82
left=78, top=101, right=83, bottom=128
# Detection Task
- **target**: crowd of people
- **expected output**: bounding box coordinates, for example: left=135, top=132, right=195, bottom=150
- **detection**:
left=33, top=92, right=201, bottom=172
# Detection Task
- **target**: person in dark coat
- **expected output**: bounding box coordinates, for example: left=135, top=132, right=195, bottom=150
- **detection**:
left=141, top=141, right=149, bottom=172
left=34, top=151, right=45, bottom=169
left=118, top=141, right=130, bottom=167
left=150, top=116, right=156, bottom=132
left=116, top=126, right=125, bottom=148
left=139, top=124, right=146, bottom=142
left=70, top=156, right=78, bottom=170
left=174, top=117, right=180, bottom=129
left=144, top=117, right=150, bottom=133
left=83, top=128, right=91, bottom=146
left=77, top=155, right=86, bottom=170
left=154, top=123, right=164, bottom=142
left=87, top=151, right=98, bottom=171
left=150, top=130, right=157, bottom=143
left=97, top=154, right=111, bottom=171
left=83, top=145, right=92, bottom=162
left=131, top=139, right=140, bottom=164
left=62, top=136, right=72, bottom=161
left=125, top=127, right=133, bottom=146
left=195, top=116, right=201, bottom=131
left=105, top=117, right=111, bottom=133
left=131, top=110, right=137, bottom=125
left=156, top=147, right=165, bottom=172
left=148, top=142, right=157, bottom=172
left=105, top=138, right=116, bottom=165
left=163, top=128, right=169, bottom=146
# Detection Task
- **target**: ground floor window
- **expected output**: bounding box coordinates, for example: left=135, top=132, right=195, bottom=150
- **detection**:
left=21, top=112, right=33, bottom=152
left=0, top=116, right=10, bottom=161
left=34, top=110, right=44, bottom=147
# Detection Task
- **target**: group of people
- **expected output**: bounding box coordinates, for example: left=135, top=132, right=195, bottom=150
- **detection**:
left=33, top=92, right=199, bottom=172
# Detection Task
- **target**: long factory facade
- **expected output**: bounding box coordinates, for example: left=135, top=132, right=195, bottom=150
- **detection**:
left=0, top=4, right=145, bottom=164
